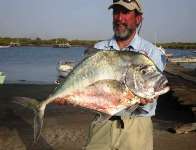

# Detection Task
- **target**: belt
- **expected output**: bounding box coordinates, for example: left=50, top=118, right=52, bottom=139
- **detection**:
left=109, top=116, right=124, bottom=129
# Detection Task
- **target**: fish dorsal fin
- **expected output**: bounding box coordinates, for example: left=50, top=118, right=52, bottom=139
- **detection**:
left=84, top=48, right=99, bottom=57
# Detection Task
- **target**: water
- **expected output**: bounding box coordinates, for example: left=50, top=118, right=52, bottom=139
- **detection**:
left=0, top=47, right=195, bottom=84
left=166, top=49, right=196, bottom=57
left=166, top=49, right=196, bottom=69
left=0, top=46, right=85, bottom=84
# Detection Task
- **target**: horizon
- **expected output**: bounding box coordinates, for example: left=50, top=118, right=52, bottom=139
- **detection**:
left=0, top=36, right=196, bottom=44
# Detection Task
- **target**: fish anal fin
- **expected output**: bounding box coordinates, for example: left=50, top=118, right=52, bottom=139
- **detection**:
left=126, top=103, right=139, bottom=113
left=91, top=112, right=111, bottom=126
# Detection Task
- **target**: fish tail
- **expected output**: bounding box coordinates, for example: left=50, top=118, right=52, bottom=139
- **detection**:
left=33, top=103, right=46, bottom=143
left=13, top=97, right=46, bottom=143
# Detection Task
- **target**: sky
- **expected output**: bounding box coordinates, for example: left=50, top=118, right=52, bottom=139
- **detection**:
left=0, top=0, right=195, bottom=43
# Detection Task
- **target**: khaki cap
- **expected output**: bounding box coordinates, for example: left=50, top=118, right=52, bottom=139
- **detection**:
left=108, top=0, right=143, bottom=14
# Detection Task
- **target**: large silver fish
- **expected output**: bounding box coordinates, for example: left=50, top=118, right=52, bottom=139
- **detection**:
left=14, top=49, right=170, bottom=142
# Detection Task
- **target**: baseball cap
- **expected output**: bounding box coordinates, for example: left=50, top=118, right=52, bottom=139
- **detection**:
left=108, top=0, right=143, bottom=14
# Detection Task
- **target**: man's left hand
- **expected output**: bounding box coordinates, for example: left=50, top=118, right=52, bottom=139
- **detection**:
left=140, top=99, right=153, bottom=105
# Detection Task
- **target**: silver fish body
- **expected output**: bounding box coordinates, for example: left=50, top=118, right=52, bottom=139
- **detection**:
left=48, top=50, right=168, bottom=105
left=14, top=49, right=170, bottom=142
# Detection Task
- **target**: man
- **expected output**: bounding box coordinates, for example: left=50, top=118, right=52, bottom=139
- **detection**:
left=85, top=0, right=166, bottom=150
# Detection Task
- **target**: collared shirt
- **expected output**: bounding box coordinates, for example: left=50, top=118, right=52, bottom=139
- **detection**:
left=94, top=33, right=167, bottom=117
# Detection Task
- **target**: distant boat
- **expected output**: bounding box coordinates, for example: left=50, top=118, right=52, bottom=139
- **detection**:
left=0, top=45, right=11, bottom=48
left=193, top=50, right=196, bottom=53
left=168, top=56, right=196, bottom=63
left=9, top=42, right=20, bottom=47
left=57, top=61, right=77, bottom=77
left=0, top=72, right=6, bottom=84
left=165, top=52, right=173, bottom=58
left=53, top=43, right=71, bottom=48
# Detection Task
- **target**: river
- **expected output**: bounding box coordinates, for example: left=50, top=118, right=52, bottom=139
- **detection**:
left=0, top=47, right=195, bottom=84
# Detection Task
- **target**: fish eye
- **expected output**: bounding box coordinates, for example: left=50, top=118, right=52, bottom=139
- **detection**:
left=141, top=69, right=146, bottom=74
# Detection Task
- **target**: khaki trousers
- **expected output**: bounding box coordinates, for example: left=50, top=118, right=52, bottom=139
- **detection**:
left=85, top=117, right=153, bottom=150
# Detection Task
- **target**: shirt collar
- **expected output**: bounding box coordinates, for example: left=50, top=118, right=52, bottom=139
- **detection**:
left=129, top=33, right=141, bottom=50
left=108, top=38, right=120, bottom=50
left=108, top=33, right=142, bottom=50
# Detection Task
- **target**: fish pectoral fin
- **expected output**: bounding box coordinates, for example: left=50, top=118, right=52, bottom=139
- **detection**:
left=126, top=103, right=139, bottom=113
left=124, top=66, right=148, bottom=98
left=124, top=67, right=136, bottom=91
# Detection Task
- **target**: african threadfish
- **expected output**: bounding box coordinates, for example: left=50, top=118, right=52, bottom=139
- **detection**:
left=14, top=49, right=170, bottom=142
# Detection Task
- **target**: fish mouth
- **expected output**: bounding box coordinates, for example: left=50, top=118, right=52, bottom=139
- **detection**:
left=154, top=76, right=170, bottom=96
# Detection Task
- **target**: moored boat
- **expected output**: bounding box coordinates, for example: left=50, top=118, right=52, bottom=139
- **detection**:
left=9, top=42, right=20, bottom=47
left=168, top=56, right=196, bottom=63
left=165, top=52, right=173, bottom=58
left=0, top=72, right=6, bottom=84
left=57, top=61, right=77, bottom=78
left=53, top=43, right=71, bottom=48
left=0, top=45, right=11, bottom=48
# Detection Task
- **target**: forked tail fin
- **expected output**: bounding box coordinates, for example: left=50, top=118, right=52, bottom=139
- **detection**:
left=13, top=97, right=46, bottom=143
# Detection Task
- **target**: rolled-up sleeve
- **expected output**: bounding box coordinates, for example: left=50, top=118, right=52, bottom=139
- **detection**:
left=149, top=48, right=167, bottom=72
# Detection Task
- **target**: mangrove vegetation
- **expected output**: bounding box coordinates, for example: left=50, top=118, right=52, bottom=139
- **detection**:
left=0, top=37, right=196, bottom=49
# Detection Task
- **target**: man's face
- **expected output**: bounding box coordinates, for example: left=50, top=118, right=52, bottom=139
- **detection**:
left=113, top=6, right=141, bottom=40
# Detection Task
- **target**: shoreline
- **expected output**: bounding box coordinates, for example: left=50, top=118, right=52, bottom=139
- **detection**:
left=0, top=44, right=196, bottom=50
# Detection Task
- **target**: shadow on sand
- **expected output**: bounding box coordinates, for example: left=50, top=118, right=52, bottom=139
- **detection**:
left=0, top=107, right=53, bottom=150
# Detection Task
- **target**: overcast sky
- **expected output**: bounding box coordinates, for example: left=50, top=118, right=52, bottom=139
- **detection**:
left=0, top=0, right=195, bottom=42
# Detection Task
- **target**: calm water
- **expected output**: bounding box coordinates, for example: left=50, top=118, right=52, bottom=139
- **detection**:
left=166, top=49, right=196, bottom=69
left=166, top=49, right=196, bottom=57
left=0, top=46, right=85, bottom=84
left=0, top=47, right=195, bottom=84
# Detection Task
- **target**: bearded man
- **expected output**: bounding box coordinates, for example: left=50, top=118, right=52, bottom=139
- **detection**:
left=85, top=1, right=166, bottom=150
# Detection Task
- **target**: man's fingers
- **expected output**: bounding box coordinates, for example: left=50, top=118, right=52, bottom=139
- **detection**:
left=140, top=99, right=153, bottom=105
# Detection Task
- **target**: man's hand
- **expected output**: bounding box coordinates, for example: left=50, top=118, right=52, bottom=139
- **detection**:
left=139, top=96, right=158, bottom=105
left=140, top=99, right=153, bottom=105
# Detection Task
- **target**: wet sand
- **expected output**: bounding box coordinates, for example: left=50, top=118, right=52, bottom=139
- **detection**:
left=0, top=63, right=196, bottom=150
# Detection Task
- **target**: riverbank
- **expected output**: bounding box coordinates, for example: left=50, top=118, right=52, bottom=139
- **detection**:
left=1, top=37, right=196, bottom=49
left=0, top=63, right=196, bottom=150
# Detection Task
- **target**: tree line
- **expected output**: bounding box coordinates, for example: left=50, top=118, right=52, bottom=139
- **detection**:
left=157, top=42, right=196, bottom=49
left=0, top=37, right=99, bottom=47
left=0, top=37, right=196, bottom=49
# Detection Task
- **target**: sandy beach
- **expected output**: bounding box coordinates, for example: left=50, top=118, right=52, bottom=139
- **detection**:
left=0, top=63, right=196, bottom=150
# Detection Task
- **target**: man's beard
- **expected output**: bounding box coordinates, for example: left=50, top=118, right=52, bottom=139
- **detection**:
left=113, top=22, right=133, bottom=41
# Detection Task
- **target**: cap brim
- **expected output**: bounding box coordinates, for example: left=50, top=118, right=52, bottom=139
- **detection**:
left=108, top=1, right=143, bottom=13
